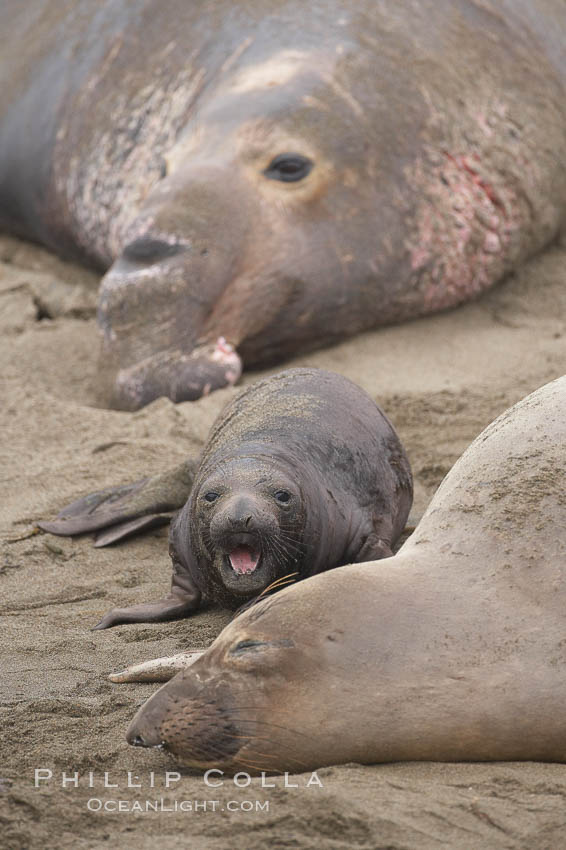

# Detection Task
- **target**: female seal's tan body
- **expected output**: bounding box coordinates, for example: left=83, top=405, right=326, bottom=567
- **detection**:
left=126, top=376, right=566, bottom=772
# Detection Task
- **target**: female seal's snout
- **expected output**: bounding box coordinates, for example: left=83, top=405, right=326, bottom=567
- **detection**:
left=127, top=677, right=247, bottom=767
left=127, top=731, right=165, bottom=750
left=126, top=712, right=167, bottom=751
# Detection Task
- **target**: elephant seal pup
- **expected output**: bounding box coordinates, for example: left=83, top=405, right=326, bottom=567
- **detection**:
left=1, top=2, right=565, bottom=409
left=126, top=375, right=566, bottom=772
left=43, top=368, right=412, bottom=628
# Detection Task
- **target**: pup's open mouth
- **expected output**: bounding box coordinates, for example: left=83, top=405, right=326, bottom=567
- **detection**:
left=227, top=545, right=261, bottom=575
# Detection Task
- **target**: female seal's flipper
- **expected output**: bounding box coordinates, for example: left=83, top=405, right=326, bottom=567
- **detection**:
left=38, top=459, right=198, bottom=545
left=108, top=650, right=205, bottom=683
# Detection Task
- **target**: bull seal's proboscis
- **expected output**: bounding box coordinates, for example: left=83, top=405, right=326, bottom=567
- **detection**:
left=40, top=368, right=412, bottom=628
left=125, top=376, right=566, bottom=772
left=1, top=1, right=565, bottom=408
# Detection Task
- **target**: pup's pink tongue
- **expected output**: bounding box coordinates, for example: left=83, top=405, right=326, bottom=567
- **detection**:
left=229, top=546, right=260, bottom=575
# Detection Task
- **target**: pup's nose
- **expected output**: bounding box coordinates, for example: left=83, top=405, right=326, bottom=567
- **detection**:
left=229, top=513, right=252, bottom=528
left=225, top=495, right=258, bottom=530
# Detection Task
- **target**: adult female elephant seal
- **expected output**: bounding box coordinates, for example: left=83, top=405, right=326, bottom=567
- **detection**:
left=1, top=1, right=565, bottom=409
left=125, top=375, right=566, bottom=772
left=41, top=368, right=413, bottom=628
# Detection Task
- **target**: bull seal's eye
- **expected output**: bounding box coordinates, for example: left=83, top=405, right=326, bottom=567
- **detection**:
left=263, top=153, right=313, bottom=183
left=274, top=490, right=291, bottom=504
left=203, top=491, right=219, bottom=503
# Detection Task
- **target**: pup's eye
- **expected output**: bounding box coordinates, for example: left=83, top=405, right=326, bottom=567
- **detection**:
left=263, top=153, right=313, bottom=183
left=230, top=639, right=268, bottom=655
left=274, top=490, right=291, bottom=504
left=203, top=491, right=219, bottom=503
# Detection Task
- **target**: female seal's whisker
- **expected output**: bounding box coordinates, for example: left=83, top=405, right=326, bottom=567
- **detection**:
left=235, top=757, right=275, bottom=773
left=221, top=715, right=315, bottom=743
left=237, top=739, right=309, bottom=767
left=247, top=750, right=306, bottom=771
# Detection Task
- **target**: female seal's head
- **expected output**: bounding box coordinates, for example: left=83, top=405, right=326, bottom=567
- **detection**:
left=126, top=598, right=311, bottom=773
left=191, top=456, right=307, bottom=602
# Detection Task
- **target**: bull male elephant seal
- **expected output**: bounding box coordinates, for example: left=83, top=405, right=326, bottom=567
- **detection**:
left=1, top=2, right=565, bottom=409
left=125, top=374, right=566, bottom=772
left=40, top=368, right=413, bottom=628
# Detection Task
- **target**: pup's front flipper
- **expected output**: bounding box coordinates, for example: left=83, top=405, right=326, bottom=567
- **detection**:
left=93, top=568, right=201, bottom=630
left=38, top=459, right=198, bottom=545
left=354, top=533, right=394, bottom=562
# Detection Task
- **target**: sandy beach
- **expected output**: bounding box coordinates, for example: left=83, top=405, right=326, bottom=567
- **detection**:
left=1, top=232, right=566, bottom=849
